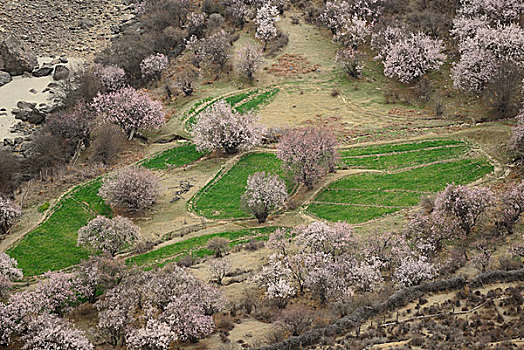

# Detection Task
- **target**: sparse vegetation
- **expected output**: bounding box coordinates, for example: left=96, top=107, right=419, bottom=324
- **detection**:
left=2, top=1, right=524, bottom=349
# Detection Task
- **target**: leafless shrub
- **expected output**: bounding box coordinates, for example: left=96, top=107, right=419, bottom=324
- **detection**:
left=207, top=237, right=229, bottom=257
left=89, top=124, right=125, bottom=165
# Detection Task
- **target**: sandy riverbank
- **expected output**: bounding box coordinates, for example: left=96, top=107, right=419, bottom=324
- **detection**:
left=0, top=58, right=80, bottom=142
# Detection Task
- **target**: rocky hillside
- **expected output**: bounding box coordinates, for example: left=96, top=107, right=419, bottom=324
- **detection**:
left=0, top=0, right=136, bottom=57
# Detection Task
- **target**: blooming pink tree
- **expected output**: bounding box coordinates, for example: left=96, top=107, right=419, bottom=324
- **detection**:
left=94, top=64, right=126, bottom=92
left=433, top=184, right=494, bottom=237
left=237, top=43, right=264, bottom=81
left=457, top=0, right=523, bottom=25
left=405, top=211, right=462, bottom=251
left=0, top=196, right=21, bottom=236
left=0, top=253, right=22, bottom=298
left=302, top=252, right=354, bottom=303
left=22, top=314, right=93, bottom=350
left=99, top=166, right=160, bottom=213
left=34, top=271, right=89, bottom=316
left=78, top=215, right=140, bottom=256
left=267, top=228, right=289, bottom=256
left=140, top=53, right=169, bottom=80
left=277, top=127, right=339, bottom=189
left=335, top=15, right=371, bottom=49
left=451, top=0, right=524, bottom=94
left=294, top=221, right=355, bottom=256
left=241, top=172, right=288, bottom=223
left=126, top=318, right=175, bottom=350
left=186, top=31, right=231, bottom=71
left=320, top=1, right=351, bottom=35
left=383, top=32, right=446, bottom=83
left=350, top=257, right=384, bottom=292
left=209, top=258, right=231, bottom=285
left=191, top=100, right=264, bottom=154
left=254, top=253, right=296, bottom=308
left=92, top=86, right=165, bottom=140
left=229, top=0, right=251, bottom=29
left=96, top=266, right=223, bottom=346
left=496, top=180, right=524, bottom=234
left=255, top=3, right=279, bottom=51
left=393, top=254, right=437, bottom=287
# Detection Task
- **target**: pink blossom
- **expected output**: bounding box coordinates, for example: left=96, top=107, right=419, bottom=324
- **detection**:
left=0, top=196, right=21, bottom=235
left=433, top=184, right=493, bottom=237
left=186, top=31, right=230, bottom=70
left=209, top=258, right=231, bottom=285
left=78, top=215, right=140, bottom=256
left=22, top=314, right=93, bottom=350
left=277, top=127, right=339, bottom=189
left=383, top=32, right=446, bottom=83
left=191, top=100, right=264, bottom=154
left=126, top=319, right=175, bottom=350
left=255, top=3, right=279, bottom=50
left=99, top=166, right=160, bottom=213
left=91, top=86, right=165, bottom=140
left=336, top=47, right=364, bottom=78
left=294, top=221, right=355, bottom=255
left=394, top=255, right=437, bottom=287
left=237, top=43, right=264, bottom=81
left=140, top=53, right=168, bottom=79
left=0, top=253, right=22, bottom=298
left=96, top=266, right=223, bottom=346
left=94, top=64, right=126, bottom=91
left=241, top=171, right=288, bottom=223
left=267, top=228, right=289, bottom=256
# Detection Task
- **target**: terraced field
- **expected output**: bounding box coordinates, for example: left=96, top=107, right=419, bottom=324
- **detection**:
left=339, top=140, right=469, bottom=170
left=127, top=226, right=279, bottom=269
left=184, top=87, right=280, bottom=131
left=307, top=141, right=494, bottom=223
left=191, top=152, right=293, bottom=220
left=140, top=143, right=205, bottom=170
left=8, top=143, right=205, bottom=276
left=7, top=179, right=112, bottom=276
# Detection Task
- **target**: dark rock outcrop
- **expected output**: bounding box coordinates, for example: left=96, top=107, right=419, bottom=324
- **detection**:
left=0, top=35, right=38, bottom=76
left=53, top=64, right=70, bottom=80
left=32, top=65, right=54, bottom=77
left=0, top=71, right=12, bottom=86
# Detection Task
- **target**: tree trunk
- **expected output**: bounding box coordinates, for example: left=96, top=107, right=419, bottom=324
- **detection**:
left=127, top=129, right=136, bottom=141
left=256, top=211, right=268, bottom=224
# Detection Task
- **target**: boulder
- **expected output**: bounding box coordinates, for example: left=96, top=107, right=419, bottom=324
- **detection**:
left=53, top=64, right=70, bottom=80
left=26, top=110, right=45, bottom=124
left=17, top=101, right=36, bottom=110
left=0, top=35, right=38, bottom=76
left=32, top=65, right=54, bottom=77
left=0, top=71, right=11, bottom=87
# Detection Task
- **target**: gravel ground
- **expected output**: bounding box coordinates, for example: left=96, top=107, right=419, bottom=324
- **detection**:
left=0, top=0, right=135, bottom=57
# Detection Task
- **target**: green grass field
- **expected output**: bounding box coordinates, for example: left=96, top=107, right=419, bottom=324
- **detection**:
left=141, top=143, right=205, bottom=170
left=7, top=180, right=112, bottom=276
left=127, top=226, right=278, bottom=267
left=308, top=159, right=494, bottom=223
left=339, top=139, right=464, bottom=157
left=192, top=153, right=293, bottom=219
left=235, top=88, right=280, bottom=114
left=184, top=89, right=260, bottom=130
left=340, top=145, right=468, bottom=170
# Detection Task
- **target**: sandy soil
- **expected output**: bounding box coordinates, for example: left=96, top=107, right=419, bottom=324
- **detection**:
left=0, top=57, right=80, bottom=141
